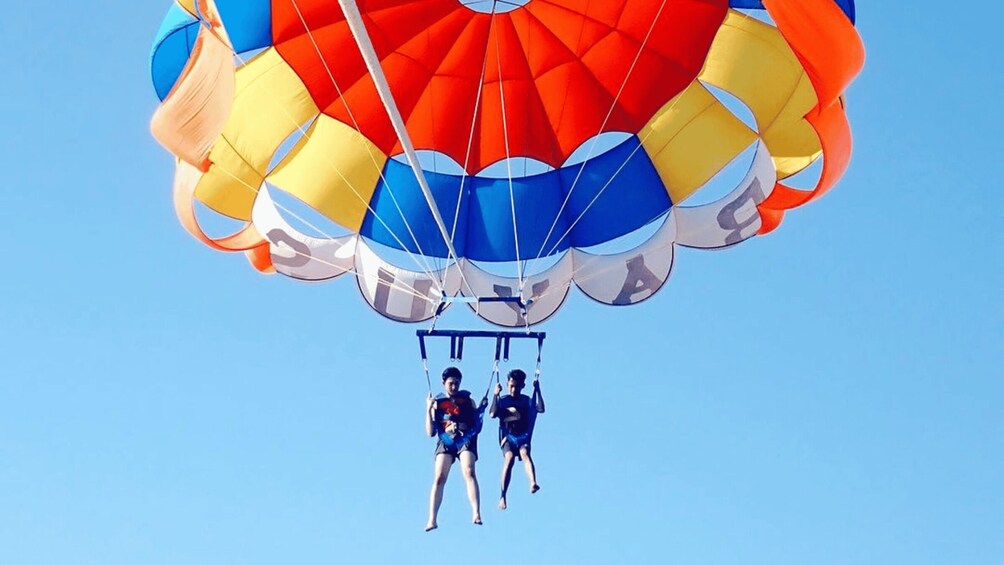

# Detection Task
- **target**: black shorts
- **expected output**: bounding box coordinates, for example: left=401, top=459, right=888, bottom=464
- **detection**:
left=501, top=434, right=531, bottom=460
left=435, top=435, right=478, bottom=462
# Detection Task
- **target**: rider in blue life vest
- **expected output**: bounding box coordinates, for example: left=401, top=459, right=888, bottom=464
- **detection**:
left=490, top=368, right=545, bottom=510
left=425, top=366, right=487, bottom=531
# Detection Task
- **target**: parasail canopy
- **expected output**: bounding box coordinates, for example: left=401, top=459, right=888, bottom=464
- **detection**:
left=149, top=0, right=864, bottom=327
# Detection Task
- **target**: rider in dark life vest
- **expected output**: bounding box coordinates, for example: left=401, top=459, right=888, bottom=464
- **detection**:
left=489, top=368, right=545, bottom=510
left=425, top=366, right=487, bottom=531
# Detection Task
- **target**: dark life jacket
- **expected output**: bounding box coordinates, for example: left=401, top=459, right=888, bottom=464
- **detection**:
left=497, top=394, right=537, bottom=444
left=435, top=391, right=484, bottom=446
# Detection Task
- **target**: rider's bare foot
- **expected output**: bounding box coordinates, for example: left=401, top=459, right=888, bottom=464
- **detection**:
left=498, top=497, right=507, bottom=510
left=531, top=484, right=540, bottom=494
left=424, top=523, right=438, bottom=532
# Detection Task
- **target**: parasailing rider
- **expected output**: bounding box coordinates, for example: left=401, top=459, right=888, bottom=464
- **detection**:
left=490, top=368, right=545, bottom=510
left=425, top=367, right=488, bottom=531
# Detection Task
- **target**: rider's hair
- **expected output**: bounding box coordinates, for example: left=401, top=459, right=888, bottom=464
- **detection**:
left=507, top=369, right=527, bottom=386
left=442, top=366, right=463, bottom=382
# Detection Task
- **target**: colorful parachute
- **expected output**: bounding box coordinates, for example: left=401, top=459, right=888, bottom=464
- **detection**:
left=149, top=0, right=864, bottom=327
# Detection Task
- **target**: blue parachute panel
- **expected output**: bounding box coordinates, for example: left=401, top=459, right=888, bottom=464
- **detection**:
left=150, top=5, right=199, bottom=101
left=464, top=172, right=570, bottom=262
left=728, top=0, right=855, bottom=24
left=150, top=1, right=272, bottom=100
left=560, top=137, right=671, bottom=249
left=215, top=0, right=273, bottom=54
left=361, top=160, right=469, bottom=259
left=361, top=137, right=672, bottom=262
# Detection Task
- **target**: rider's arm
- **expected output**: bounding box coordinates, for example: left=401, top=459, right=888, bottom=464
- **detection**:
left=489, top=385, right=501, bottom=418
left=425, top=398, right=437, bottom=437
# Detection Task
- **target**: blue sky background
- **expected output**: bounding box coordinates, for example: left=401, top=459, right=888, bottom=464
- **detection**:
left=1, top=2, right=1001, bottom=564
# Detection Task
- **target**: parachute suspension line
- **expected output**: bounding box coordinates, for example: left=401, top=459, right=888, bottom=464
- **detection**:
left=552, top=88, right=712, bottom=284
left=533, top=127, right=684, bottom=295
left=422, top=358, right=433, bottom=395
left=539, top=85, right=689, bottom=264
left=485, top=335, right=503, bottom=402
left=337, top=0, right=466, bottom=291
left=524, top=0, right=671, bottom=276
left=523, top=290, right=532, bottom=332
left=288, top=0, right=441, bottom=288
left=548, top=220, right=675, bottom=297
left=206, top=162, right=436, bottom=303
left=491, top=11, right=525, bottom=292
left=485, top=361, right=500, bottom=402
left=203, top=141, right=322, bottom=243
left=417, top=336, right=435, bottom=395
left=534, top=334, right=544, bottom=381
left=540, top=139, right=660, bottom=260
left=442, top=20, right=498, bottom=303
left=227, top=51, right=440, bottom=288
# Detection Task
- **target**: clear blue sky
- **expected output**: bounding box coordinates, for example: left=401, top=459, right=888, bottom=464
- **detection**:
left=1, top=2, right=1001, bottom=564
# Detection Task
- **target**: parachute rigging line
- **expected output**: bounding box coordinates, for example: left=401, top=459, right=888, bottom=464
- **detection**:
left=225, top=22, right=444, bottom=288
left=205, top=162, right=437, bottom=302
left=182, top=47, right=438, bottom=296
left=209, top=161, right=438, bottom=302
left=489, top=11, right=525, bottom=292
left=442, top=11, right=496, bottom=301
left=537, top=75, right=709, bottom=263
left=541, top=135, right=658, bottom=260
left=217, top=45, right=444, bottom=289
left=288, top=0, right=442, bottom=286
left=526, top=0, right=671, bottom=277
left=337, top=0, right=470, bottom=296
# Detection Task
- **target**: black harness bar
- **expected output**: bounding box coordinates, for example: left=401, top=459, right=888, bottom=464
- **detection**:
left=417, top=329, right=546, bottom=363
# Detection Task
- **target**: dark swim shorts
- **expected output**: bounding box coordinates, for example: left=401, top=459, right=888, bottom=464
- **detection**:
left=500, top=433, right=531, bottom=460
left=435, top=435, right=478, bottom=461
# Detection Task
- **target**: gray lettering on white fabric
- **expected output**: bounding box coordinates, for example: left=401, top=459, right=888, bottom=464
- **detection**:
left=492, top=280, right=551, bottom=325
left=266, top=228, right=311, bottom=268
left=612, top=255, right=661, bottom=305
left=717, top=178, right=765, bottom=246
left=375, top=268, right=436, bottom=321
left=374, top=268, right=395, bottom=315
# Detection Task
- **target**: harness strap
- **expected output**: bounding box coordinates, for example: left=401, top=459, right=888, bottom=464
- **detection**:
left=418, top=336, right=432, bottom=393
left=484, top=357, right=500, bottom=401
left=535, top=335, right=544, bottom=380
left=422, top=359, right=432, bottom=395
left=418, top=334, right=428, bottom=362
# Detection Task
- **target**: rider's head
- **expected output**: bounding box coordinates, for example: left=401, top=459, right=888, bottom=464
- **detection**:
left=507, top=369, right=527, bottom=395
left=442, top=366, right=462, bottom=395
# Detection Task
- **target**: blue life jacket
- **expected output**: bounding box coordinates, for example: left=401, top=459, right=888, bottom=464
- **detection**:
left=496, top=394, right=538, bottom=447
